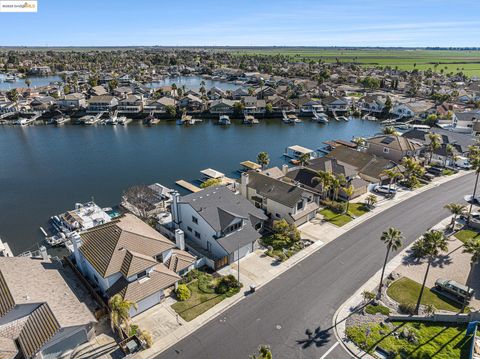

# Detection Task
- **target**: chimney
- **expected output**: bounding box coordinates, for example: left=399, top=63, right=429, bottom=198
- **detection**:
left=39, top=246, right=49, bottom=261
left=171, top=191, right=181, bottom=225
left=175, top=229, right=185, bottom=251
left=240, top=172, right=249, bottom=196
left=282, top=164, right=289, bottom=175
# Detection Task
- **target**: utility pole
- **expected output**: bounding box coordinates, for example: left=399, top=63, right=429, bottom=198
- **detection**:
left=237, top=243, right=240, bottom=283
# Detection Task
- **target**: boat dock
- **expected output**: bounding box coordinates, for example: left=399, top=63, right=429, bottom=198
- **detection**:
left=176, top=180, right=202, bottom=193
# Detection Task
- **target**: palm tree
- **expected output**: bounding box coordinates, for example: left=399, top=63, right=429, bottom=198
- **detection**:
left=298, top=153, right=311, bottom=167
left=256, top=152, right=270, bottom=170
left=381, top=169, right=403, bottom=194
left=382, top=126, right=397, bottom=135
left=365, top=194, right=378, bottom=208
left=109, top=294, right=138, bottom=339
left=468, top=155, right=480, bottom=223
left=411, top=230, right=448, bottom=314
left=330, top=175, right=346, bottom=201
left=343, top=185, right=355, bottom=214
left=463, top=239, right=480, bottom=264
left=427, top=133, right=442, bottom=164
left=444, top=203, right=466, bottom=229
left=377, top=228, right=403, bottom=298
left=401, top=157, right=425, bottom=189
left=312, top=171, right=333, bottom=199
left=250, top=345, right=272, bottom=359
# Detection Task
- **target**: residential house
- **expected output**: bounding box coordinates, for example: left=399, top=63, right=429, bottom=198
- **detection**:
left=325, top=146, right=402, bottom=183
left=240, top=171, right=319, bottom=227
left=73, top=214, right=195, bottom=316
left=57, top=93, right=86, bottom=109
left=87, top=95, right=118, bottom=113
left=242, top=96, right=266, bottom=114
left=144, top=97, right=176, bottom=114
left=323, top=96, right=349, bottom=113
left=179, top=94, right=204, bottom=112
left=452, top=111, right=480, bottom=130
left=89, top=85, right=108, bottom=97
left=0, top=257, right=96, bottom=359
left=209, top=99, right=236, bottom=114
left=171, top=186, right=267, bottom=269
left=117, top=94, right=144, bottom=114
left=365, top=135, right=423, bottom=162
left=269, top=97, right=295, bottom=112
left=207, top=87, right=226, bottom=100
left=357, top=95, right=386, bottom=114
left=392, top=100, right=434, bottom=119
left=232, top=87, right=250, bottom=100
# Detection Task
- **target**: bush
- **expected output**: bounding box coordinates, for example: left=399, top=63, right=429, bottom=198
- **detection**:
left=139, top=329, right=153, bottom=348
left=197, top=273, right=215, bottom=294
left=321, top=199, right=347, bottom=214
left=398, top=302, right=416, bottom=315
left=215, top=275, right=241, bottom=295
left=276, top=252, right=287, bottom=262
left=176, top=284, right=191, bottom=301
left=129, top=324, right=139, bottom=337
left=181, top=269, right=200, bottom=284
left=365, top=304, right=391, bottom=316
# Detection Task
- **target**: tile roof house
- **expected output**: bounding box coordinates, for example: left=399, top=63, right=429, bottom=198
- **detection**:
left=325, top=146, right=402, bottom=183
left=73, top=214, right=195, bottom=316
left=0, top=257, right=96, bottom=359
left=240, top=171, right=319, bottom=227
left=365, top=135, right=423, bottom=162
left=171, top=186, right=267, bottom=269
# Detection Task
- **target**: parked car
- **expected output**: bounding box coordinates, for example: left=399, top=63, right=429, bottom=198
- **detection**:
left=435, top=278, right=474, bottom=302
left=455, top=156, right=472, bottom=170
left=373, top=184, right=397, bottom=195
left=427, top=166, right=444, bottom=176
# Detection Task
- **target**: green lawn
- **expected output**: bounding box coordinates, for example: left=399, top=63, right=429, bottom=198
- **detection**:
left=345, top=321, right=470, bottom=358
left=320, top=202, right=369, bottom=227
left=387, top=277, right=463, bottom=312
left=455, top=229, right=480, bottom=244
left=171, top=280, right=226, bottom=322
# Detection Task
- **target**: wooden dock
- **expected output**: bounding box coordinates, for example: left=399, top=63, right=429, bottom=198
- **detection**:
left=176, top=180, right=202, bottom=193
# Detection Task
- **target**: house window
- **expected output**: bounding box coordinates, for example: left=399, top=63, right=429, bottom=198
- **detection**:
left=137, top=270, right=147, bottom=279
left=275, top=213, right=281, bottom=218
left=195, top=231, right=201, bottom=239
left=297, top=201, right=304, bottom=210
left=207, top=242, right=211, bottom=252
left=187, top=226, right=192, bottom=232
left=255, top=222, right=262, bottom=230
left=192, top=216, right=198, bottom=224
left=383, top=148, right=390, bottom=154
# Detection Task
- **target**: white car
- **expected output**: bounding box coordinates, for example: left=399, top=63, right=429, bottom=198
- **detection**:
left=373, top=184, right=397, bottom=195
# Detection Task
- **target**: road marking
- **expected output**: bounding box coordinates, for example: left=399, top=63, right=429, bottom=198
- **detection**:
left=319, top=341, right=339, bottom=359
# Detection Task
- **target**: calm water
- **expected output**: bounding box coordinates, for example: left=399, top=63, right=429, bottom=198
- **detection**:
left=0, top=119, right=381, bottom=254
left=0, top=75, right=62, bottom=90
left=147, top=75, right=243, bottom=91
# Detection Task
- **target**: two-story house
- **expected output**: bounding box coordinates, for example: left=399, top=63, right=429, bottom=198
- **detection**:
left=171, top=186, right=267, bottom=269
left=117, top=94, right=144, bottom=114
left=73, top=214, right=195, bottom=316
left=365, top=135, right=423, bottom=162
left=240, top=171, right=319, bottom=227
left=86, top=95, right=118, bottom=113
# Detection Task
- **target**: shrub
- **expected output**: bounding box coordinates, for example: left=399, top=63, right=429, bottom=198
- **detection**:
left=215, top=274, right=241, bottom=295
left=181, top=269, right=200, bottom=284
left=321, top=199, right=347, bottom=214
left=139, top=329, right=153, bottom=348
left=398, top=302, right=416, bottom=315
left=176, top=284, right=191, bottom=301
left=365, top=304, right=391, bottom=316
left=197, top=273, right=215, bottom=294
left=129, top=324, right=139, bottom=337
left=276, top=252, right=287, bottom=262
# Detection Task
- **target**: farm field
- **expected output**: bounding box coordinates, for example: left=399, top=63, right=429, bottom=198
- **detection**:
left=229, top=47, right=480, bottom=76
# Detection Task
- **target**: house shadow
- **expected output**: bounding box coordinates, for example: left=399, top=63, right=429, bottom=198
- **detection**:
left=296, top=326, right=332, bottom=349
left=466, top=262, right=480, bottom=301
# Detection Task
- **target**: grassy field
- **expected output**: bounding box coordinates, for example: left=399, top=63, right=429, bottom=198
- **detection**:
left=345, top=322, right=470, bottom=358
left=320, top=202, right=370, bottom=227
left=231, top=47, right=480, bottom=76
left=455, top=229, right=480, bottom=244
left=387, top=277, right=463, bottom=312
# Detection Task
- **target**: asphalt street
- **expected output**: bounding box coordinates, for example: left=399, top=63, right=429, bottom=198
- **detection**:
left=156, top=173, right=475, bottom=359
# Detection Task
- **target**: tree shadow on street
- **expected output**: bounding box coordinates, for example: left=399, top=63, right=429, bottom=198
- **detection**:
left=296, top=326, right=332, bottom=349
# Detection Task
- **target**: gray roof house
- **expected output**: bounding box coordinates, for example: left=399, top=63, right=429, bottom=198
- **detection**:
left=239, top=171, right=319, bottom=227
left=0, top=257, right=96, bottom=359
left=171, top=186, right=267, bottom=269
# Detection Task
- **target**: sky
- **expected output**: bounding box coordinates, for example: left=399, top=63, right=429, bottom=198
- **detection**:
left=1, top=0, right=479, bottom=47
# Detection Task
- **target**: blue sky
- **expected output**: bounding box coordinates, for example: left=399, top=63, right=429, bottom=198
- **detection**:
left=1, top=0, right=479, bottom=46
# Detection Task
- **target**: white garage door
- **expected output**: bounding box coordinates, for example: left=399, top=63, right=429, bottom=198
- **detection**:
left=233, top=243, right=252, bottom=261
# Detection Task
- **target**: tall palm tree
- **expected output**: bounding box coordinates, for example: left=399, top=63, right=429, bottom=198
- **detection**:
left=427, top=133, right=442, bottom=165
left=468, top=155, right=480, bottom=223
left=343, top=185, right=355, bottom=214
left=411, top=230, right=448, bottom=314
left=463, top=239, right=480, bottom=264
left=256, top=152, right=270, bottom=170
left=377, top=228, right=404, bottom=298
left=312, top=171, right=333, bottom=199
left=382, top=126, right=397, bottom=135
left=381, top=169, right=403, bottom=194
left=109, top=294, right=138, bottom=339
left=331, top=174, right=346, bottom=201
left=444, top=203, right=466, bottom=229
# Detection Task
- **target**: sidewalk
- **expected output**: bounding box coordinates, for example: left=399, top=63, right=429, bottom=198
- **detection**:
left=136, top=170, right=471, bottom=358
left=332, top=216, right=453, bottom=358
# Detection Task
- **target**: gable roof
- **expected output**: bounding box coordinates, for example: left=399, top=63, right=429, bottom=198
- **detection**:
left=246, top=171, right=307, bottom=208
left=79, top=214, right=174, bottom=278
left=306, top=157, right=358, bottom=178
left=165, top=249, right=196, bottom=273
left=367, top=135, right=422, bottom=152
left=120, top=250, right=158, bottom=278
left=180, top=186, right=267, bottom=232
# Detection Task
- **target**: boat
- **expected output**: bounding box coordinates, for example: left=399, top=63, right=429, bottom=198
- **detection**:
left=53, top=115, right=71, bottom=125
left=282, top=110, right=301, bottom=124
left=339, top=116, right=349, bottom=122
left=16, top=117, right=35, bottom=126
left=81, top=113, right=103, bottom=125
left=0, top=237, right=13, bottom=257
left=4, top=74, right=16, bottom=83
left=106, top=111, right=118, bottom=125
left=144, top=114, right=160, bottom=125
left=362, top=113, right=377, bottom=121
left=218, top=115, right=231, bottom=125
left=118, top=116, right=132, bottom=126
left=312, top=110, right=329, bottom=123
left=243, top=114, right=259, bottom=124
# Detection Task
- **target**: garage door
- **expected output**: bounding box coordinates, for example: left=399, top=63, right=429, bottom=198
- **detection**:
left=42, top=329, right=88, bottom=359
left=233, top=243, right=252, bottom=261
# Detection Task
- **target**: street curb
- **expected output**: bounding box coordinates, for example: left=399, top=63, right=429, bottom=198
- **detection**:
left=140, top=171, right=471, bottom=358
